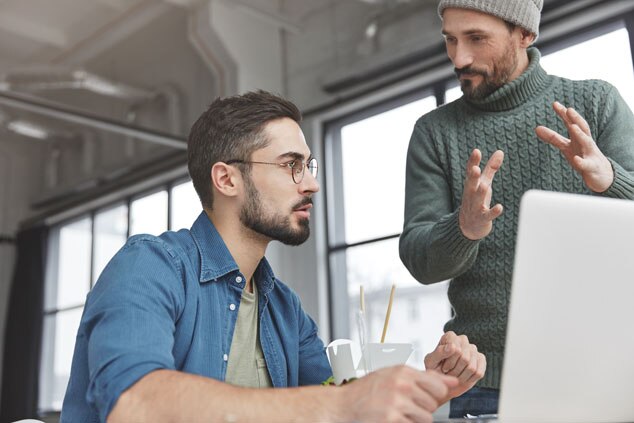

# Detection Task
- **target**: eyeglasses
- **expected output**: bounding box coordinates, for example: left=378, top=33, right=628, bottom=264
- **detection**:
left=226, top=157, right=318, bottom=184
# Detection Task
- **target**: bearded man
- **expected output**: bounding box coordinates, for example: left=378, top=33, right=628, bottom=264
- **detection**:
left=62, top=90, right=486, bottom=423
left=399, top=0, right=634, bottom=418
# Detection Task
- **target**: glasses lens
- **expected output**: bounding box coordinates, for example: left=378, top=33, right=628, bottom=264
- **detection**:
left=308, top=158, right=318, bottom=178
left=291, top=160, right=303, bottom=184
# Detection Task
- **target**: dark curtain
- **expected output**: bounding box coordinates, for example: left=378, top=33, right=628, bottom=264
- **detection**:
left=1, top=225, right=48, bottom=423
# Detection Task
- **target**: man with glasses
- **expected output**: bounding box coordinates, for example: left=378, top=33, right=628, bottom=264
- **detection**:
left=62, top=90, right=485, bottom=422
left=400, top=0, right=634, bottom=418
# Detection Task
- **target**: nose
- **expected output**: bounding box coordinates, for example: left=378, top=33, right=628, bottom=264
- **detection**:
left=299, top=169, right=320, bottom=194
left=451, top=43, right=474, bottom=70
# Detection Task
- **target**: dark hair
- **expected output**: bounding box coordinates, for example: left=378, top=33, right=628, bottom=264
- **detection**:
left=187, top=90, right=302, bottom=209
left=504, top=21, right=517, bottom=33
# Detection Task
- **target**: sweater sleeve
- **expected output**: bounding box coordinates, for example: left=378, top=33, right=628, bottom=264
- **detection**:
left=595, top=84, right=634, bottom=199
left=399, top=121, right=480, bottom=284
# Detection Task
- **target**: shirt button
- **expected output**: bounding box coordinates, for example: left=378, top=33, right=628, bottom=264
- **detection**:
left=223, top=354, right=228, bottom=361
left=229, top=303, right=236, bottom=311
left=235, top=276, right=243, bottom=283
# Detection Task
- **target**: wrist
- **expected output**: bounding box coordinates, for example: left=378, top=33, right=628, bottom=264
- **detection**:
left=326, top=384, right=355, bottom=422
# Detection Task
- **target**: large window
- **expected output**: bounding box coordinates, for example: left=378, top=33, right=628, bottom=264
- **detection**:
left=326, top=94, right=451, bottom=368
left=324, top=21, right=634, bottom=370
left=39, top=180, right=200, bottom=413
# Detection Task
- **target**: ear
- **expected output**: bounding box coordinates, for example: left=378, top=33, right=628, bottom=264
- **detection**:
left=519, top=29, right=536, bottom=48
left=211, top=162, right=241, bottom=199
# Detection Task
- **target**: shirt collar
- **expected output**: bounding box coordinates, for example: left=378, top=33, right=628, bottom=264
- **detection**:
left=190, top=211, right=276, bottom=294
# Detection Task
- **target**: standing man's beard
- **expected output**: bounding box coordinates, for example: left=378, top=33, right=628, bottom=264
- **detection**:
left=240, top=175, right=311, bottom=246
left=456, top=41, right=518, bottom=100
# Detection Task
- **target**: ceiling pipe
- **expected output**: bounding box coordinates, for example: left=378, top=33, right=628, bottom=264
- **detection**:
left=0, top=90, right=187, bottom=150
left=0, top=67, right=155, bottom=101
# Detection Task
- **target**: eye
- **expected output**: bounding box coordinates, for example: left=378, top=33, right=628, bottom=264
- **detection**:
left=288, top=160, right=302, bottom=174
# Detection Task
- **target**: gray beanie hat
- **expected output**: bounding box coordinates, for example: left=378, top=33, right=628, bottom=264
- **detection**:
left=438, top=0, right=543, bottom=36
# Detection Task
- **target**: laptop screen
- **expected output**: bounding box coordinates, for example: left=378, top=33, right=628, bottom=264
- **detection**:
left=499, top=190, right=634, bottom=423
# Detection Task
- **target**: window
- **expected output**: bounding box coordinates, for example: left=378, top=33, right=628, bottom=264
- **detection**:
left=40, top=217, right=91, bottom=411
left=93, top=204, right=128, bottom=284
left=129, top=190, right=168, bottom=236
left=326, top=95, right=451, bottom=369
left=171, top=181, right=201, bottom=231
left=39, top=180, right=199, bottom=413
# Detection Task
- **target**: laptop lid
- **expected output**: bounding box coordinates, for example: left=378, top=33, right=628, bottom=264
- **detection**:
left=499, top=190, right=634, bottom=422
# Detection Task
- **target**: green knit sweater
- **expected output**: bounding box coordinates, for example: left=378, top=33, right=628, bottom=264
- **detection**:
left=399, top=48, right=634, bottom=389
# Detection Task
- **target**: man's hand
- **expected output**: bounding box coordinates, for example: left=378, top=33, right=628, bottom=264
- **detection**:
left=459, top=149, right=505, bottom=240
left=341, top=365, right=458, bottom=423
left=535, top=101, right=614, bottom=193
left=424, top=331, right=486, bottom=401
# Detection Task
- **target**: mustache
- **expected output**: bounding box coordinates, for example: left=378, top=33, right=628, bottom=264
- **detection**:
left=455, top=66, right=488, bottom=78
left=293, top=196, right=313, bottom=210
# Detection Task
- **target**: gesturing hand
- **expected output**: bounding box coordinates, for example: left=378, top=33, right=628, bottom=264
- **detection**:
left=459, top=149, right=504, bottom=240
left=535, top=101, right=614, bottom=193
left=424, top=331, right=486, bottom=401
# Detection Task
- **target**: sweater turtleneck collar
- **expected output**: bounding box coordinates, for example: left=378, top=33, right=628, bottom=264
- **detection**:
left=464, top=47, right=550, bottom=112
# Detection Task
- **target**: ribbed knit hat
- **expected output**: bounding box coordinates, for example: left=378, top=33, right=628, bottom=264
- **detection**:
left=438, top=0, right=543, bottom=36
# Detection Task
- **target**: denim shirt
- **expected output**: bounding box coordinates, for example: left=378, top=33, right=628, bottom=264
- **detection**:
left=61, top=212, right=332, bottom=423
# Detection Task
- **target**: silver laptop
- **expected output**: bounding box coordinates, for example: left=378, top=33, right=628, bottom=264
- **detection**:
left=496, top=190, right=634, bottom=423
left=437, top=190, right=634, bottom=423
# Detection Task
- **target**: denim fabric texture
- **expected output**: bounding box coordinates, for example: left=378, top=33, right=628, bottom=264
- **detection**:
left=449, top=386, right=500, bottom=418
left=61, top=212, right=331, bottom=422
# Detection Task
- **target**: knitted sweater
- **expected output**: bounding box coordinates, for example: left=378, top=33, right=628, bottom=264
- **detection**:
left=399, top=48, right=634, bottom=389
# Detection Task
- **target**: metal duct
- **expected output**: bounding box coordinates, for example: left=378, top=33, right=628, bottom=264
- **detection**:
left=0, top=67, right=155, bottom=101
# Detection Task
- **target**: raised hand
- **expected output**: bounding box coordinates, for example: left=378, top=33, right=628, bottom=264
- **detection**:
left=459, top=149, right=505, bottom=240
left=535, top=101, right=614, bottom=193
left=424, top=331, right=486, bottom=400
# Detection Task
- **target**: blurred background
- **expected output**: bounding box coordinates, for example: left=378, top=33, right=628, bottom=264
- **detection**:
left=1, top=0, right=633, bottom=420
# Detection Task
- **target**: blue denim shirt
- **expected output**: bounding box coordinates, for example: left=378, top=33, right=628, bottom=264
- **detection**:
left=61, top=212, right=332, bottom=422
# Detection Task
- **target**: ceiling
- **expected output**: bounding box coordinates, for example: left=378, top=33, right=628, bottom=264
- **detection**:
left=0, top=0, right=598, bottom=220
left=0, top=0, right=440, bottom=212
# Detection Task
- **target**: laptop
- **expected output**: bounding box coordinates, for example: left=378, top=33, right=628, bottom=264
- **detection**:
left=437, top=190, right=634, bottom=423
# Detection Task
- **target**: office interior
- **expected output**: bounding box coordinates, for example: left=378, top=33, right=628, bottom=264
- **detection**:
left=1, top=0, right=633, bottom=420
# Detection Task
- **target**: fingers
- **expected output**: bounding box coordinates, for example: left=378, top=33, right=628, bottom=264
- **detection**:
left=464, top=149, right=503, bottom=208
left=440, top=334, right=470, bottom=375
left=428, top=332, right=485, bottom=387
left=424, top=331, right=459, bottom=370
left=480, top=150, right=504, bottom=187
left=463, top=149, right=482, bottom=194
left=424, top=341, right=452, bottom=370
left=466, top=351, right=487, bottom=385
left=554, top=101, right=591, bottom=136
left=415, top=370, right=453, bottom=403
left=534, top=125, right=570, bottom=151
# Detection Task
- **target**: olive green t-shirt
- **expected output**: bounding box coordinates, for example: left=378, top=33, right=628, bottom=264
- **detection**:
left=225, top=281, right=273, bottom=388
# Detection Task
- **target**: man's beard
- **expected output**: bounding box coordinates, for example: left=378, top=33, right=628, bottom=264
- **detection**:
left=456, top=41, right=518, bottom=101
left=239, top=175, right=311, bottom=246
